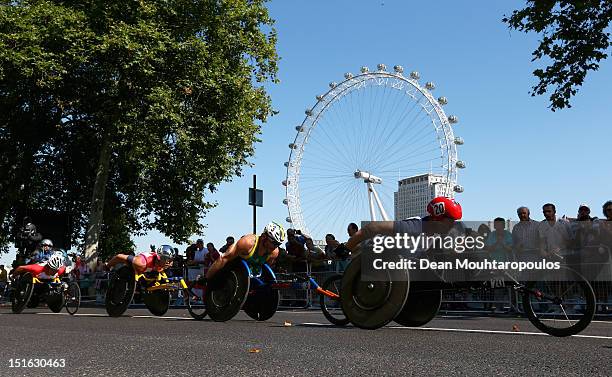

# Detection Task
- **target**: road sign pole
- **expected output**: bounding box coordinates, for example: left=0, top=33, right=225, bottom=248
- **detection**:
left=252, top=174, right=256, bottom=234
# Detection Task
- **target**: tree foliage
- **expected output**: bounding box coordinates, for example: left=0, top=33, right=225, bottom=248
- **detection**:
left=0, top=0, right=278, bottom=257
left=503, top=1, right=612, bottom=110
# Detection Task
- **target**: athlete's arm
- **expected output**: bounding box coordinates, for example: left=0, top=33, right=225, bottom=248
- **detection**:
left=206, top=235, right=255, bottom=279
left=266, top=248, right=280, bottom=266
left=345, top=221, right=395, bottom=251
left=106, top=253, right=146, bottom=272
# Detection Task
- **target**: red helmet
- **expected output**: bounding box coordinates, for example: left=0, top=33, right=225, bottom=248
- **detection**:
left=427, top=197, right=462, bottom=220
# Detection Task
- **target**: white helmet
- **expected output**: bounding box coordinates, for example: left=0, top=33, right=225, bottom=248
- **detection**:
left=263, top=222, right=285, bottom=245
left=41, top=239, right=53, bottom=247
left=46, top=251, right=64, bottom=270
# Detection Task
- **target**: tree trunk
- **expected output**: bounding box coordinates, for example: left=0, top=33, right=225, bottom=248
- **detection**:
left=84, top=129, right=112, bottom=268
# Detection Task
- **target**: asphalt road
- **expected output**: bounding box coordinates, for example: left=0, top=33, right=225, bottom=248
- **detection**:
left=1, top=307, right=610, bottom=377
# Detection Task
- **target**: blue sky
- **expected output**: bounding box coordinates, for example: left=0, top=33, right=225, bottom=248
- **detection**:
left=2, top=0, right=611, bottom=264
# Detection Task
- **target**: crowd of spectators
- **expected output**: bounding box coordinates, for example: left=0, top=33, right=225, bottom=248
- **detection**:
left=479, top=201, right=612, bottom=313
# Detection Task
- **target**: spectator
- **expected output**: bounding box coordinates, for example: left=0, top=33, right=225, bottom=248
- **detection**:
left=219, top=236, right=235, bottom=255
left=285, top=229, right=308, bottom=259
left=193, top=239, right=208, bottom=264
left=11, top=254, right=26, bottom=272
left=94, top=259, right=107, bottom=304
left=77, top=256, right=93, bottom=297
left=0, top=265, right=8, bottom=299
left=324, top=234, right=340, bottom=256
left=347, top=223, right=359, bottom=238
left=538, top=203, right=572, bottom=259
left=285, top=229, right=319, bottom=273
left=15, top=217, right=42, bottom=258
left=324, top=234, right=340, bottom=272
left=31, top=239, right=54, bottom=263
left=512, top=206, right=540, bottom=262
left=203, top=242, right=220, bottom=271
left=477, top=223, right=491, bottom=239
left=485, top=217, right=513, bottom=262
left=185, top=241, right=197, bottom=264
left=572, top=204, right=600, bottom=253
left=596, top=200, right=612, bottom=312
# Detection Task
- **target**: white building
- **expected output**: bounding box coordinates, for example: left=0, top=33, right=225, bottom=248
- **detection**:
left=394, top=174, right=451, bottom=220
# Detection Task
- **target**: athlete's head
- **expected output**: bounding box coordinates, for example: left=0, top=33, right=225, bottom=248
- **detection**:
left=424, top=197, right=462, bottom=234
left=45, top=251, right=64, bottom=274
left=40, top=239, right=53, bottom=252
left=262, top=222, right=285, bottom=251
left=155, top=245, right=174, bottom=268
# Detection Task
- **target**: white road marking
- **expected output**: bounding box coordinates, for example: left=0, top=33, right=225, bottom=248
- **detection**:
left=388, top=326, right=612, bottom=340
left=37, top=312, right=107, bottom=317
left=131, top=315, right=193, bottom=320
left=302, top=321, right=612, bottom=340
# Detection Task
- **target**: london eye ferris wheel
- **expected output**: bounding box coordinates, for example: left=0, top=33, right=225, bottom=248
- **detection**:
left=283, top=64, right=465, bottom=240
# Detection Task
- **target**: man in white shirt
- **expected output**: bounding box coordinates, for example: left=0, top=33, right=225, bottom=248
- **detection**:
left=512, top=206, right=540, bottom=262
left=193, top=239, right=208, bottom=263
left=538, top=203, right=572, bottom=258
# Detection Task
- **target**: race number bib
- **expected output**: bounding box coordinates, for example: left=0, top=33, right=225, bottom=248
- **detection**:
left=431, top=202, right=445, bottom=216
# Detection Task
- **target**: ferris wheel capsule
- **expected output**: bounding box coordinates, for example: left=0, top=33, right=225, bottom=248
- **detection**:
left=448, top=115, right=459, bottom=124
left=425, top=82, right=436, bottom=90
left=377, top=64, right=387, bottom=71
left=410, top=71, right=420, bottom=80
left=438, top=97, right=448, bottom=105
left=454, top=185, right=464, bottom=193
left=344, top=72, right=353, bottom=79
left=393, top=65, right=404, bottom=74
left=360, top=66, right=369, bottom=73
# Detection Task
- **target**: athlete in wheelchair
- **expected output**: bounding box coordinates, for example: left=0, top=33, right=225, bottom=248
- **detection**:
left=11, top=250, right=80, bottom=315
left=104, top=245, right=206, bottom=319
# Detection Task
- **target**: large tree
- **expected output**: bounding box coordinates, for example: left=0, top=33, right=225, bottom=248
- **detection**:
left=0, top=0, right=278, bottom=259
left=504, top=1, right=612, bottom=111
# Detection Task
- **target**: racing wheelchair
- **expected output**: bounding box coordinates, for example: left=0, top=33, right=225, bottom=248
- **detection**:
left=338, top=247, right=597, bottom=337
left=104, top=265, right=207, bottom=319
left=11, top=273, right=81, bottom=315
left=204, top=258, right=346, bottom=324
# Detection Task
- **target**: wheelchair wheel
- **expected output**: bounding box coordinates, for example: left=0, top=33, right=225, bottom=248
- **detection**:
left=341, top=254, right=410, bottom=329
left=64, top=282, right=81, bottom=315
left=244, top=286, right=279, bottom=321
left=105, top=266, right=136, bottom=317
left=244, top=265, right=279, bottom=321
left=47, top=291, right=65, bottom=313
left=26, top=293, right=40, bottom=308
left=206, top=259, right=250, bottom=322
left=522, top=266, right=596, bottom=337
left=394, top=289, right=442, bottom=327
left=320, top=274, right=349, bottom=326
left=185, top=286, right=207, bottom=320
left=11, top=273, right=34, bottom=314
left=143, top=289, right=171, bottom=316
